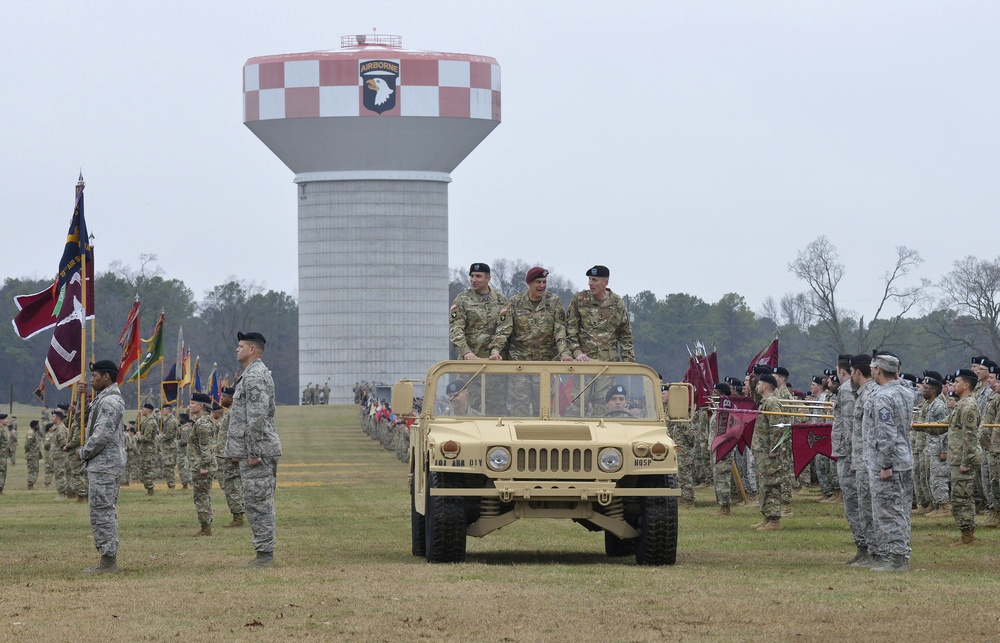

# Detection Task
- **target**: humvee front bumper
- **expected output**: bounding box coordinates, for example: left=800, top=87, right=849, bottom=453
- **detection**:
left=429, top=479, right=680, bottom=503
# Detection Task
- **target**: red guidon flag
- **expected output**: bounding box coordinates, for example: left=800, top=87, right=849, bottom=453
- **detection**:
left=116, top=297, right=141, bottom=385
left=711, top=395, right=758, bottom=462
left=684, top=351, right=719, bottom=409
left=746, top=339, right=779, bottom=375
left=791, top=423, right=835, bottom=477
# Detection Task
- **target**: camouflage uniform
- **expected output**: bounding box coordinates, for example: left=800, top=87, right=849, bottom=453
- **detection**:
left=911, top=398, right=931, bottom=510
left=43, top=427, right=54, bottom=486
left=80, top=383, right=127, bottom=558
left=227, top=358, right=282, bottom=555
left=24, top=426, right=42, bottom=488
left=160, top=413, right=179, bottom=489
left=950, top=394, right=982, bottom=533
left=566, top=289, right=634, bottom=416
left=980, top=393, right=1000, bottom=519
left=188, top=413, right=217, bottom=529
left=776, top=386, right=795, bottom=506
left=490, top=291, right=571, bottom=416
left=215, top=408, right=245, bottom=519
left=974, top=381, right=993, bottom=509
left=8, top=425, right=16, bottom=465
left=674, top=418, right=696, bottom=503
left=177, top=421, right=192, bottom=487
left=122, top=430, right=138, bottom=485
left=752, top=391, right=786, bottom=520
left=833, top=380, right=863, bottom=547
left=853, top=378, right=879, bottom=559
left=0, top=424, right=7, bottom=492
left=137, top=414, right=158, bottom=492
left=450, top=286, right=508, bottom=414
left=51, top=420, right=69, bottom=496
left=813, top=390, right=838, bottom=497
left=66, top=409, right=89, bottom=498
left=711, top=410, right=736, bottom=507
left=924, top=396, right=951, bottom=507
left=865, top=379, right=914, bottom=563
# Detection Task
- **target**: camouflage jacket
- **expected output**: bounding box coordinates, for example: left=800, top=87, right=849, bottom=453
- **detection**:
left=949, top=394, right=983, bottom=469
left=68, top=407, right=86, bottom=450
left=865, top=378, right=914, bottom=472
left=52, top=423, right=69, bottom=458
left=160, top=415, right=179, bottom=445
left=0, top=426, right=7, bottom=456
left=24, top=428, right=42, bottom=459
left=851, top=379, right=878, bottom=465
left=80, top=383, right=126, bottom=475
left=831, top=380, right=854, bottom=458
left=489, top=291, right=570, bottom=361
left=566, top=289, right=635, bottom=362
left=213, top=409, right=230, bottom=457
left=187, top=414, right=218, bottom=473
left=450, top=287, right=507, bottom=358
left=980, top=393, right=1000, bottom=450
left=138, top=415, right=158, bottom=450
left=751, top=392, right=786, bottom=458
left=226, top=359, right=282, bottom=459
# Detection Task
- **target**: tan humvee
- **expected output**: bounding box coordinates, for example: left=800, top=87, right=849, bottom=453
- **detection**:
left=392, top=360, right=693, bottom=565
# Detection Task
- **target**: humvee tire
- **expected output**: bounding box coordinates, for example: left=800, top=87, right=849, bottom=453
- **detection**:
left=604, top=531, right=637, bottom=557
left=424, top=471, right=467, bottom=563
left=635, top=474, right=678, bottom=566
left=411, top=477, right=426, bottom=556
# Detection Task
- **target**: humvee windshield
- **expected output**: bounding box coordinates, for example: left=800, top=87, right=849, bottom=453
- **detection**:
left=433, top=367, right=658, bottom=420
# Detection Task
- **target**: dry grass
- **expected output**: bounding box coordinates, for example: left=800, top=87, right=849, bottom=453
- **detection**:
left=2, top=402, right=1000, bottom=641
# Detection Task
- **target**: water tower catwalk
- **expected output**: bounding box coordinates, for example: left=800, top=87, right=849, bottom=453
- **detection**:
left=243, top=35, right=501, bottom=403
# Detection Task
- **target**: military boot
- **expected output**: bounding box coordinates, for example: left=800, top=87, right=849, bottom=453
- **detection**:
left=224, top=513, right=245, bottom=528
left=750, top=518, right=768, bottom=530
left=195, top=524, right=212, bottom=537
left=850, top=549, right=876, bottom=568
left=977, top=511, right=1000, bottom=528
left=781, top=507, right=793, bottom=518
left=927, top=503, right=951, bottom=517
left=871, top=553, right=909, bottom=573
left=756, top=518, right=783, bottom=532
left=716, top=505, right=731, bottom=517
left=843, top=545, right=867, bottom=565
left=82, top=555, right=119, bottom=574
left=27, top=484, right=34, bottom=490
left=247, top=551, right=274, bottom=568
left=146, top=488, right=155, bottom=496
left=913, top=503, right=934, bottom=516
left=950, top=529, right=975, bottom=546
left=76, top=495, right=88, bottom=503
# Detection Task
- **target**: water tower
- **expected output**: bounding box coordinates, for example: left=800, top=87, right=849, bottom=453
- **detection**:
left=243, top=34, right=500, bottom=403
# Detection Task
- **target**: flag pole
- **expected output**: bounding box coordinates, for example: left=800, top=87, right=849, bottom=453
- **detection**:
left=77, top=175, right=88, bottom=447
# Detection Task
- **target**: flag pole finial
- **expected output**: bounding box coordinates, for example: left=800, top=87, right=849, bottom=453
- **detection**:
left=77, top=170, right=84, bottom=185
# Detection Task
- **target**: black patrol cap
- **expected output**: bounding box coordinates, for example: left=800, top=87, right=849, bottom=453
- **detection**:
left=221, top=386, right=235, bottom=395
left=0, top=414, right=7, bottom=420
left=850, top=354, right=871, bottom=369
left=774, top=366, right=789, bottom=378
left=823, top=369, right=835, bottom=376
left=191, top=392, right=213, bottom=405
left=142, top=403, right=154, bottom=411
left=989, top=361, right=1000, bottom=375
left=759, top=374, right=778, bottom=388
left=923, top=377, right=942, bottom=390
left=829, top=374, right=840, bottom=384
left=57, top=403, right=70, bottom=411
left=30, top=420, right=38, bottom=428
left=971, top=355, right=990, bottom=366
left=90, top=359, right=119, bottom=378
left=714, top=382, right=732, bottom=396
left=724, top=376, right=742, bottom=386
left=445, top=380, right=466, bottom=396
left=812, top=376, right=824, bottom=385
left=923, top=370, right=943, bottom=382
left=901, top=373, right=918, bottom=384
left=944, top=372, right=956, bottom=384
left=238, top=331, right=267, bottom=345
left=212, top=403, right=223, bottom=412
left=52, top=410, right=65, bottom=419
left=469, top=263, right=490, bottom=275
left=586, top=265, right=610, bottom=278
left=606, top=384, right=627, bottom=402
left=751, top=364, right=773, bottom=376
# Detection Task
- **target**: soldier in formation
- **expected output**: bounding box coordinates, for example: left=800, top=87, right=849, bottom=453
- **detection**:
left=24, top=420, right=42, bottom=490
left=750, top=374, right=786, bottom=531
left=187, top=392, right=218, bottom=536
left=122, top=422, right=139, bottom=486
left=159, top=404, right=180, bottom=489
left=51, top=408, right=70, bottom=498
left=7, top=418, right=17, bottom=466
left=78, top=360, right=127, bottom=574
left=0, top=414, right=8, bottom=493
left=177, top=412, right=193, bottom=489
left=43, top=422, right=55, bottom=487
left=227, top=331, right=282, bottom=568
left=215, top=386, right=245, bottom=527
left=66, top=399, right=89, bottom=501
left=137, top=403, right=158, bottom=495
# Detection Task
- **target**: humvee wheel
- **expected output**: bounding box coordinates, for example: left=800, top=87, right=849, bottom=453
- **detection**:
left=635, top=474, right=678, bottom=565
left=411, top=477, right=426, bottom=556
left=425, top=470, right=467, bottom=563
left=604, top=531, right=637, bottom=557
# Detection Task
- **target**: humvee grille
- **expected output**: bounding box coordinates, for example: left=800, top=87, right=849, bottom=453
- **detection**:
left=516, top=447, right=594, bottom=473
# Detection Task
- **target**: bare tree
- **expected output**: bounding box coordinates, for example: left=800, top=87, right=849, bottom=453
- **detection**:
left=779, top=293, right=813, bottom=330
left=938, top=255, right=1000, bottom=356
left=758, top=296, right=780, bottom=322
left=789, top=236, right=928, bottom=353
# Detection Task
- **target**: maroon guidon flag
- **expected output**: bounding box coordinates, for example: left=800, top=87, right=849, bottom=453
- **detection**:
left=746, top=338, right=779, bottom=375
left=684, top=351, right=719, bottom=409
left=711, top=395, right=758, bottom=462
left=791, top=423, right=835, bottom=478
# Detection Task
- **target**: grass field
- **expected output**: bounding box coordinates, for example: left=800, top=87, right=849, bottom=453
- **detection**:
left=2, top=402, right=1000, bottom=641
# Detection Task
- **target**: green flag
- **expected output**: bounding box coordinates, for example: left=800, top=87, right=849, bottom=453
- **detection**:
left=127, top=312, right=165, bottom=382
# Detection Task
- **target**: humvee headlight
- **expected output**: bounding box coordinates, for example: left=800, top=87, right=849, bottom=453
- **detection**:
left=487, top=446, right=511, bottom=472
left=632, top=443, right=650, bottom=458
left=598, top=448, right=623, bottom=473
left=650, top=442, right=668, bottom=461
left=441, top=440, right=461, bottom=459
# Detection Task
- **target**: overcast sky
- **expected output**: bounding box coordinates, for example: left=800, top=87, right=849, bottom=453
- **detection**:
left=2, top=1, right=996, bottom=320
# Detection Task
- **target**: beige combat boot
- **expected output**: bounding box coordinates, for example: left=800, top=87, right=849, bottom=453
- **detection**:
left=756, top=518, right=783, bottom=532
left=195, top=524, right=213, bottom=537
left=977, top=510, right=1000, bottom=528
left=224, top=513, right=246, bottom=528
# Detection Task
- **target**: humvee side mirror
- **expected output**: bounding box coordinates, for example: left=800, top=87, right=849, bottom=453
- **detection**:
left=666, top=383, right=694, bottom=421
left=392, top=381, right=414, bottom=416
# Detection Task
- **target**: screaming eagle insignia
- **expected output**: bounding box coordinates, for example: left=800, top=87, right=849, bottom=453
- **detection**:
left=360, top=59, right=399, bottom=114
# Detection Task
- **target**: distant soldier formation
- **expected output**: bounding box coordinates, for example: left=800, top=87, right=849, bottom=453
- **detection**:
left=301, top=382, right=330, bottom=405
